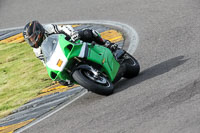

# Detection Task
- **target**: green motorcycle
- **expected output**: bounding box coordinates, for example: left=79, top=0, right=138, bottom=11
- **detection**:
left=41, top=34, right=140, bottom=95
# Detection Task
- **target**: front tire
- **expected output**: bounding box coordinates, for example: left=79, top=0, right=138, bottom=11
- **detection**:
left=72, top=68, right=114, bottom=95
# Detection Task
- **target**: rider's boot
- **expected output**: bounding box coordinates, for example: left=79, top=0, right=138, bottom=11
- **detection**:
left=90, top=29, right=118, bottom=51
left=79, top=29, right=119, bottom=52
left=104, top=40, right=118, bottom=52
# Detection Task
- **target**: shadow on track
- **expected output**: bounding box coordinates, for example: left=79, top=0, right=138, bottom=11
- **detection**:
left=114, top=55, right=189, bottom=93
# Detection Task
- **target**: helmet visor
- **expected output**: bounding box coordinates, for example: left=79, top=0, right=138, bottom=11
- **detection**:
left=24, top=31, right=40, bottom=47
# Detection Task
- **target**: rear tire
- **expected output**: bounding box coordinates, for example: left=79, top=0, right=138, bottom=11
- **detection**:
left=72, top=68, right=114, bottom=95
left=123, top=53, right=140, bottom=79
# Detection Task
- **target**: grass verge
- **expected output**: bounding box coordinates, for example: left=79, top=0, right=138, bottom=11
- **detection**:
left=0, top=42, right=52, bottom=118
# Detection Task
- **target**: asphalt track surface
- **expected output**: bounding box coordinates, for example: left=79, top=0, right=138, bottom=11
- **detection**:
left=1, top=0, right=200, bottom=133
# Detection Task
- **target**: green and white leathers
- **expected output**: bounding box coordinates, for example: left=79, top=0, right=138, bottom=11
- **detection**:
left=41, top=34, right=140, bottom=95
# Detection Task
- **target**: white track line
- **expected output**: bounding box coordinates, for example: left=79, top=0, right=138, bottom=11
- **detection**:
left=15, top=89, right=88, bottom=133
left=4, top=20, right=139, bottom=133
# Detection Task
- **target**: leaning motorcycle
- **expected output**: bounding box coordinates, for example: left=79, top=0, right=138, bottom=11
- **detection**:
left=41, top=34, right=140, bottom=95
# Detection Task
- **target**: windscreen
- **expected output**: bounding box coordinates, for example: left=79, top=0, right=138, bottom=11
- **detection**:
left=41, top=34, right=59, bottom=63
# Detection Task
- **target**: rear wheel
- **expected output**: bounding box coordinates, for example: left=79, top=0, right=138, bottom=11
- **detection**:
left=123, top=53, right=140, bottom=79
left=72, top=66, right=114, bottom=95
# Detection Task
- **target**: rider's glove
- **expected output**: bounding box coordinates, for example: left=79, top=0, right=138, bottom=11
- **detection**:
left=33, top=47, right=46, bottom=66
left=71, top=31, right=79, bottom=42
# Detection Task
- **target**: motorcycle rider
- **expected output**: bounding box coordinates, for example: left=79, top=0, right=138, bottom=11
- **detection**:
left=23, top=20, right=118, bottom=64
left=23, top=20, right=118, bottom=85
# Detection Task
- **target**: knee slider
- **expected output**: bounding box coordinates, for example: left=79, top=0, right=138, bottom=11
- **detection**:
left=83, top=29, right=93, bottom=39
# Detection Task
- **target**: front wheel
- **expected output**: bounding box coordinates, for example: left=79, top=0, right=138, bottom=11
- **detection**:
left=72, top=67, right=114, bottom=95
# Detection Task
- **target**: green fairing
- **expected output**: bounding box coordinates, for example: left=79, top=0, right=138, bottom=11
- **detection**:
left=45, top=34, right=120, bottom=82
left=87, top=44, right=120, bottom=81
